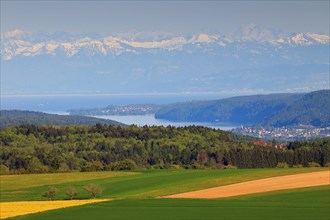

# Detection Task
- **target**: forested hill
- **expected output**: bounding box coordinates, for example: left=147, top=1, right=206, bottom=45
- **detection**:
left=264, top=90, right=330, bottom=127
left=155, top=90, right=330, bottom=127
left=0, top=110, right=125, bottom=128
left=1, top=124, right=329, bottom=174
left=155, top=93, right=304, bottom=125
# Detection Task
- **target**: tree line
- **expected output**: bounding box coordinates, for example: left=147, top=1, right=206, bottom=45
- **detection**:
left=0, top=124, right=329, bottom=174
left=42, top=184, right=102, bottom=200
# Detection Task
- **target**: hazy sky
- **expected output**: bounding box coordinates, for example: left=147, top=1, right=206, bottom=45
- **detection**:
left=1, top=0, right=329, bottom=35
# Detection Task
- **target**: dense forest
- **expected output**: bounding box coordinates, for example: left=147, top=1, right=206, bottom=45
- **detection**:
left=0, top=110, right=124, bottom=128
left=1, top=124, right=329, bottom=174
left=264, top=90, right=330, bottom=127
left=155, top=90, right=330, bottom=127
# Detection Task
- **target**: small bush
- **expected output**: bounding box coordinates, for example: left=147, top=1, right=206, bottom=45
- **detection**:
left=223, top=165, right=237, bottom=170
left=107, top=159, right=137, bottom=171
left=324, top=162, right=330, bottom=167
left=292, top=164, right=304, bottom=168
left=150, top=164, right=165, bottom=169
left=308, top=162, right=321, bottom=167
left=166, top=164, right=182, bottom=170
left=190, top=163, right=206, bottom=169
left=276, top=162, right=289, bottom=168
left=58, top=162, right=70, bottom=173
left=42, top=186, right=59, bottom=201
left=0, top=164, right=10, bottom=175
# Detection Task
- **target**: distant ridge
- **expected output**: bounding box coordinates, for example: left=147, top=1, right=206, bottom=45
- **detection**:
left=264, top=90, right=330, bottom=127
left=155, top=90, right=330, bottom=127
left=0, top=110, right=125, bottom=128
left=155, top=92, right=304, bottom=125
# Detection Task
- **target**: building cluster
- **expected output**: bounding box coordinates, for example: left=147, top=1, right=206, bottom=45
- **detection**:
left=100, top=105, right=157, bottom=115
left=234, top=126, right=330, bottom=141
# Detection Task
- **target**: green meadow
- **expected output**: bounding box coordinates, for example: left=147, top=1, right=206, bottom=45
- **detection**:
left=1, top=168, right=329, bottom=220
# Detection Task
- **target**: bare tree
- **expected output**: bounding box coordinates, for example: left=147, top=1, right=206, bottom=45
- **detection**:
left=83, top=184, right=102, bottom=199
left=66, top=187, right=77, bottom=200
left=42, top=186, right=59, bottom=201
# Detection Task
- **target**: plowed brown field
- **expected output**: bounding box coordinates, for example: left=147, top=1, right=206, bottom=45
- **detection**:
left=165, top=171, right=330, bottom=199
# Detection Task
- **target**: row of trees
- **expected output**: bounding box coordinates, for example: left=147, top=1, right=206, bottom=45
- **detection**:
left=0, top=124, right=329, bottom=173
left=42, top=184, right=102, bottom=200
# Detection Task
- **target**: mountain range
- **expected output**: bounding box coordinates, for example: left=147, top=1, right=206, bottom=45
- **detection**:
left=1, top=25, right=329, bottom=95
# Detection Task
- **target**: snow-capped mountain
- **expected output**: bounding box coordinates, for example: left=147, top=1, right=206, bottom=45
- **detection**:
left=1, top=27, right=329, bottom=95
left=1, top=27, right=329, bottom=60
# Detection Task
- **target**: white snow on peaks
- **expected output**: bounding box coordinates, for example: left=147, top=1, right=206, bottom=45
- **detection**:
left=103, top=37, right=122, bottom=49
left=4, top=29, right=24, bottom=38
left=291, top=33, right=313, bottom=45
left=122, top=37, right=187, bottom=50
left=192, top=34, right=218, bottom=43
left=306, top=33, right=330, bottom=44
left=46, top=42, right=59, bottom=54
left=271, top=32, right=330, bottom=46
left=1, top=29, right=329, bottom=60
left=61, top=42, right=78, bottom=57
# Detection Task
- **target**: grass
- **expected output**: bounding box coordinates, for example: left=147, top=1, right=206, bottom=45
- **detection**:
left=1, top=168, right=329, bottom=220
left=8, top=186, right=330, bottom=220
left=1, top=168, right=326, bottom=202
left=0, top=171, right=137, bottom=191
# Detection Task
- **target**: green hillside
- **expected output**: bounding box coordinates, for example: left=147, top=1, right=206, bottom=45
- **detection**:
left=155, top=93, right=302, bottom=124
left=155, top=90, right=329, bottom=127
left=264, top=90, right=330, bottom=127
left=0, top=110, right=125, bottom=128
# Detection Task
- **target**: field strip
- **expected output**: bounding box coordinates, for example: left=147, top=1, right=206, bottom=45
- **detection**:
left=0, top=199, right=111, bottom=219
left=164, top=171, right=330, bottom=199
left=0, top=171, right=138, bottom=191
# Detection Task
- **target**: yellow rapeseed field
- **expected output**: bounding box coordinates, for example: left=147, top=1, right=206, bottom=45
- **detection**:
left=0, top=199, right=111, bottom=219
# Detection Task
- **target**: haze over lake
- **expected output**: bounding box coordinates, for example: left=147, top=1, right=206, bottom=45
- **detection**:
left=1, top=94, right=237, bottom=129
left=1, top=93, right=228, bottom=112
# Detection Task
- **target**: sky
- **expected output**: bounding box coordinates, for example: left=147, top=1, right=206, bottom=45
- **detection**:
left=1, top=0, right=329, bottom=35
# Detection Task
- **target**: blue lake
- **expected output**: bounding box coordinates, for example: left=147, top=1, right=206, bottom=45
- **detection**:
left=93, top=114, right=236, bottom=130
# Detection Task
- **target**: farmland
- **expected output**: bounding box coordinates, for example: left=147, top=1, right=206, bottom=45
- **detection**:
left=1, top=168, right=329, bottom=219
left=0, top=199, right=110, bottom=219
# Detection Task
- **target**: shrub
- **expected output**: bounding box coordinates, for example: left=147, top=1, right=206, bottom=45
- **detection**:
left=27, top=157, right=48, bottom=173
left=190, top=163, right=206, bottom=169
left=223, top=165, right=237, bottom=170
left=166, top=164, right=182, bottom=170
left=107, top=159, right=137, bottom=171
left=150, top=164, right=165, bottom=169
left=66, top=187, right=77, bottom=200
left=308, top=162, right=321, bottom=167
left=324, top=162, right=330, bottom=167
left=42, top=186, right=59, bottom=201
left=83, top=184, right=102, bottom=199
left=292, top=164, right=304, bottom=168
left=276, top=162, right=289, bottom=168
left=58, top=162, right=70, bottom=173
left=0, top=164, right=10, bottom=175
